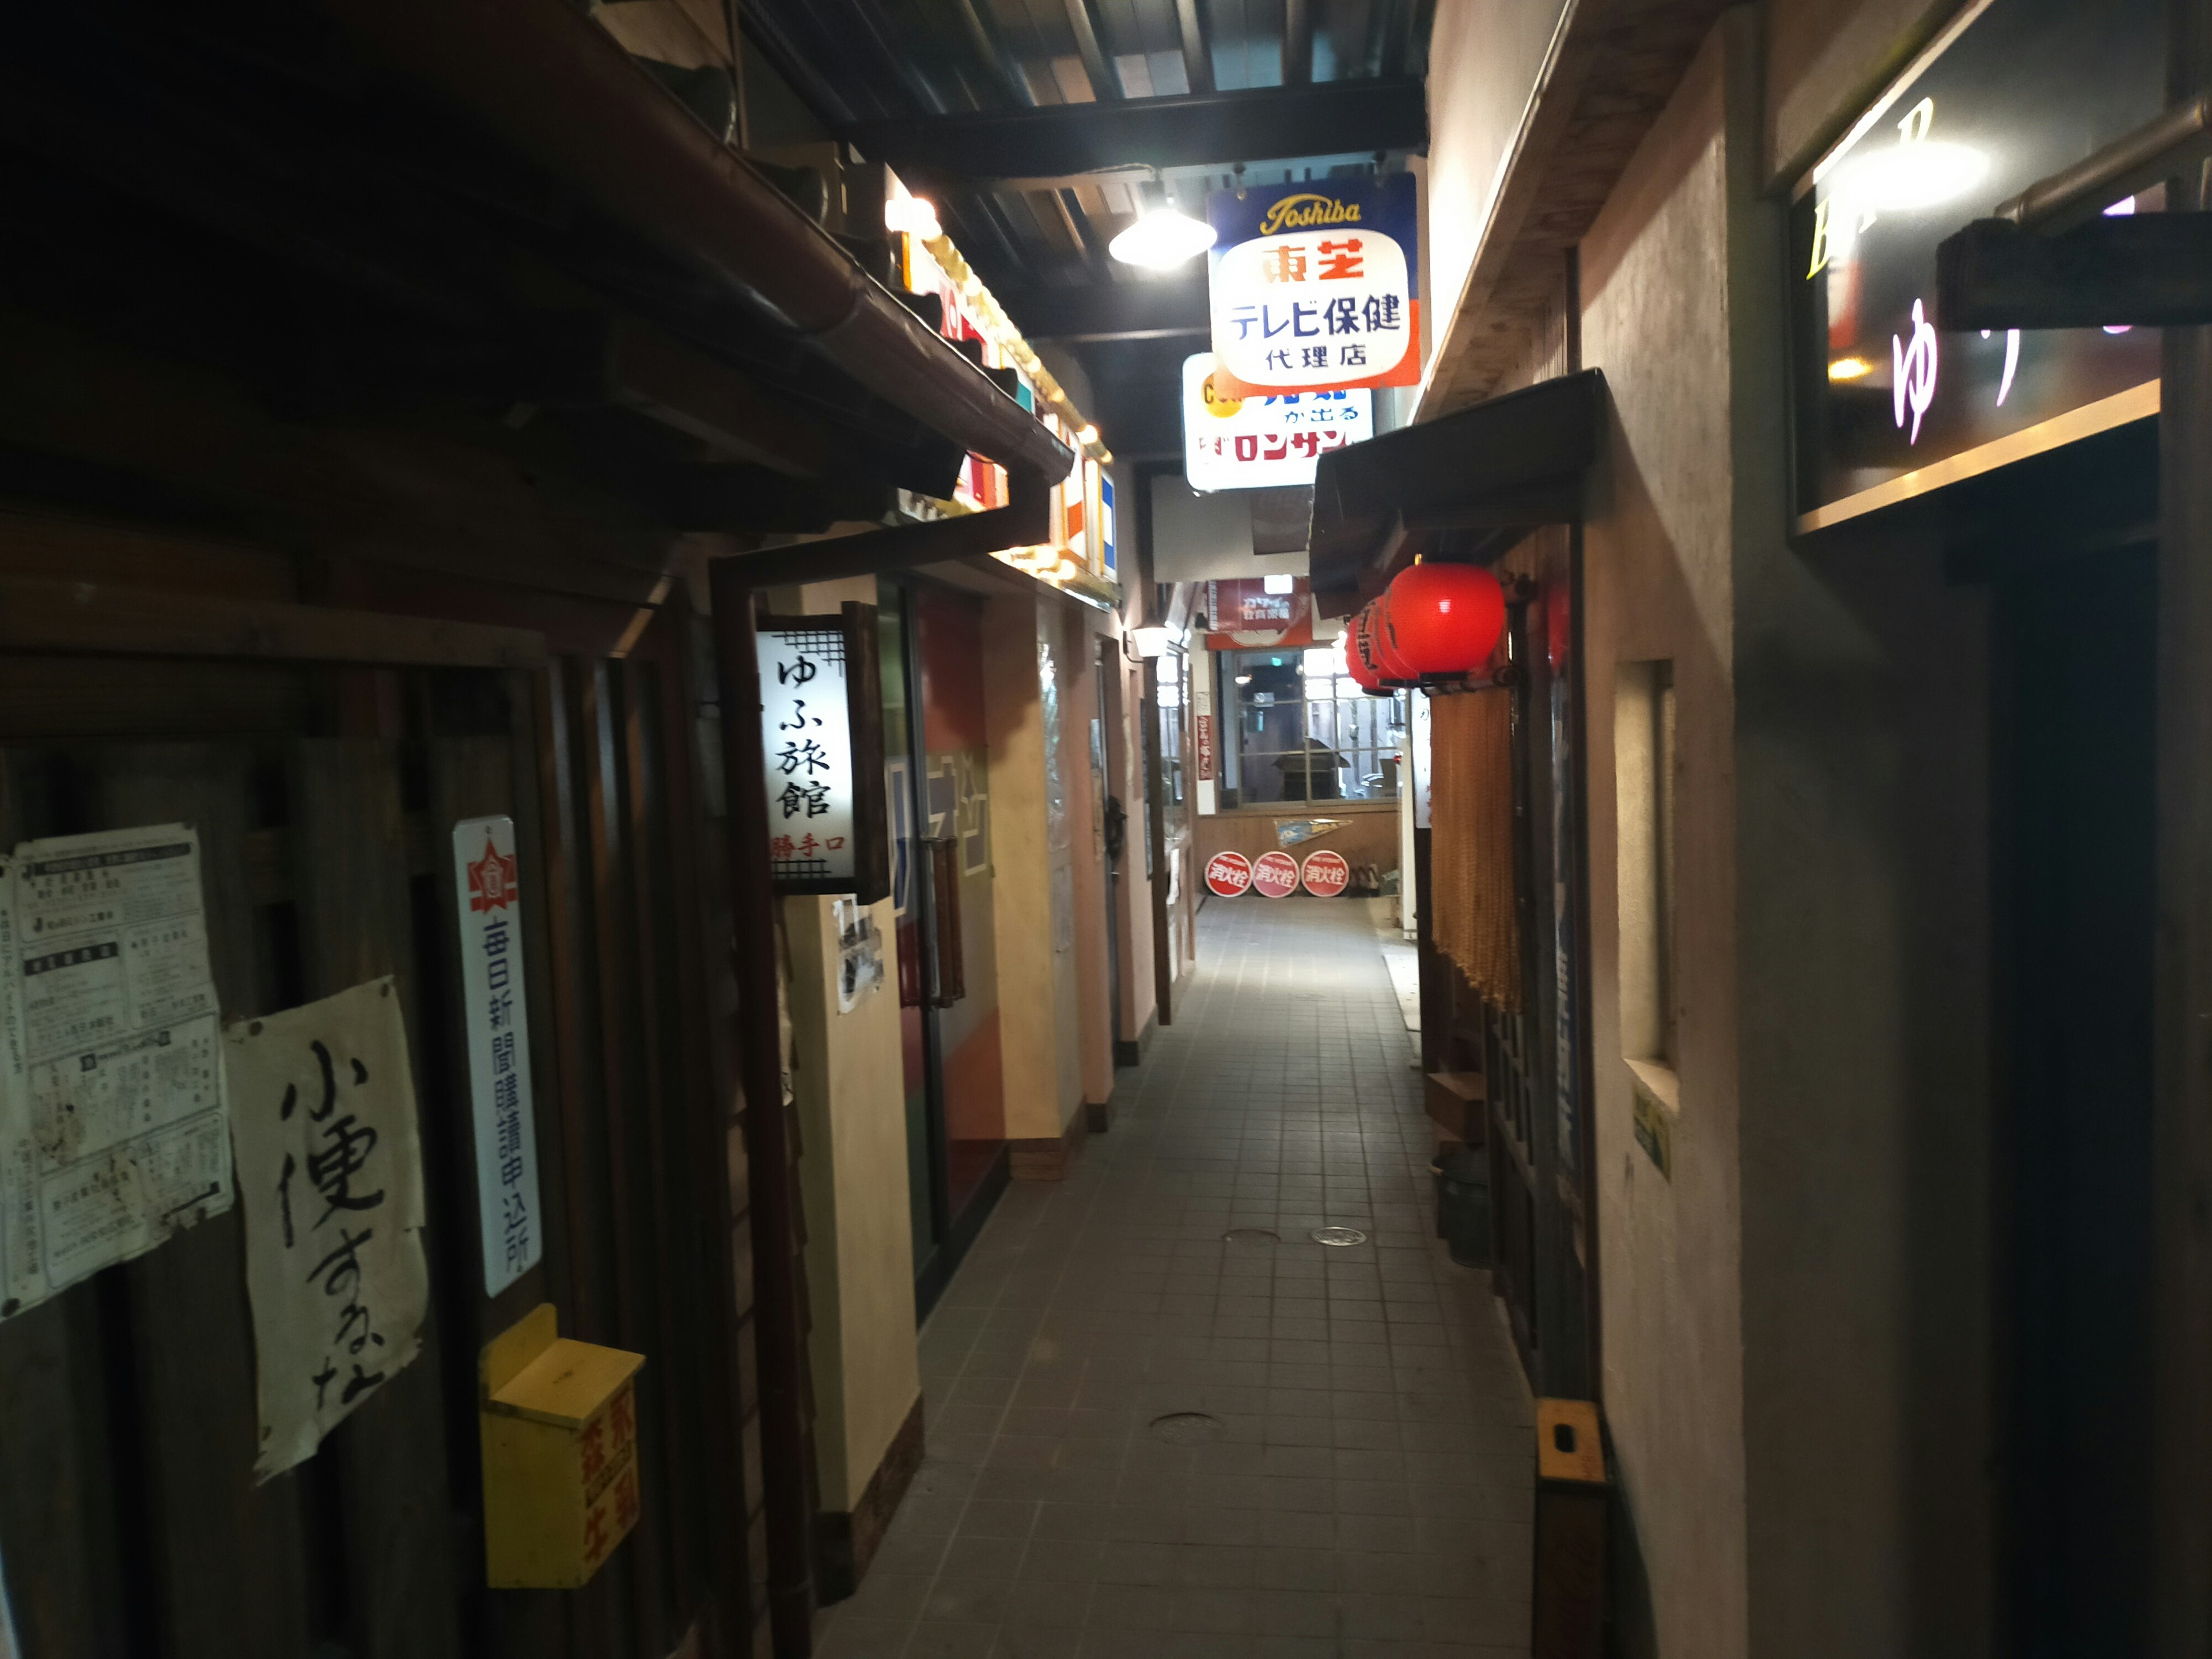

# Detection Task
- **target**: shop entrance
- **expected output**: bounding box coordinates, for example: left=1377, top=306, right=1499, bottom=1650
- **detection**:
left=880, top=581, right=1007, bottom=1315
left=1993, top=536, right=2157, bottom=1654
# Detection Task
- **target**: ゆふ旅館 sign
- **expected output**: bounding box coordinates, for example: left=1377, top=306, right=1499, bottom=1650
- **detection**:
left=1789, top=0, right=2163, bottom=531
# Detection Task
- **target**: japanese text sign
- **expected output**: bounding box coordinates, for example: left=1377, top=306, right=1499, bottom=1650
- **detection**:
left=1788, top=0, right=2161, bottom=526
left=759, top=605, right=890, bottom=904
left=228, top=977, right=430, bottom=1480
left=0, top=824, right=229, bottom=1320
left=1183, top=353, right=1371, bottom=491
left=1207, top=174, right=1420, bottom=397
left=453, top=817, right=542, bottom=1298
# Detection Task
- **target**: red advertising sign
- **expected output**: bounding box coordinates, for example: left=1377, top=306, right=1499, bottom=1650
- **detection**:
left=1209, top=578, right=1304, bottom=629
left=1252, top=850, right=1300, bottom=899
left=1204, top=850, right=1253, bottom=897
left=1195, top=714, right=1215, bottom=783
left=1300, top=849, right=1350, bottom=897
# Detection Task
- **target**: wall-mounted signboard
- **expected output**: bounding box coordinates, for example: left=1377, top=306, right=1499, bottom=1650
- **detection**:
left=1789, top=0, right=2162, bottom=532
left=1183, top=353, right=1373, bottom=491
left=757, top=603, right=890, bottom=904
left=1207, top=174, right=1420, bottom=398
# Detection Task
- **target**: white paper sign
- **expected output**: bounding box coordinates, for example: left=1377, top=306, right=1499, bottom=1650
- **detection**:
left=0, top=825, right=229, bottom=1319
left=227, top=978, right=429, bottom=1480
left=453, top=817, right=542, bottom=1297
left=832, top=897, right=884, bottom=1013
left=1411, top=689, right=1433, bottom=831
left=1183, top=353, right=1370, bottom=491
left=760, top=620, right=858, bottom=889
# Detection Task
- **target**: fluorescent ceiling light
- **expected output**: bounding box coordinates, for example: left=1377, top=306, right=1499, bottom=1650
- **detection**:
left=1262, top=574, right=1295, bottom=594
left=1109, top=209, right=1217, bottom=270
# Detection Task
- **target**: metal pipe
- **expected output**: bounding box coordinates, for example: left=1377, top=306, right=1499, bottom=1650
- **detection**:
left=313, top=0, right=1073, bottom=479
left=1997, top=90, right=2212, bottom=233
left=707, top=570, right=816, bottom=1657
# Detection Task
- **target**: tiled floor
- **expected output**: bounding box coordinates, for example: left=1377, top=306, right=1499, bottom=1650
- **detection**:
left=819, top=896, right=1535, bottom=1658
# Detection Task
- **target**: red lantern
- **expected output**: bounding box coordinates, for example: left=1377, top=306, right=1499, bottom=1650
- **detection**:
left=1380, top=562, right=1506, bottom=677
left=1345, top=606, right=1384, bottom=691
left=1369, top=603, right=1418, bottom=681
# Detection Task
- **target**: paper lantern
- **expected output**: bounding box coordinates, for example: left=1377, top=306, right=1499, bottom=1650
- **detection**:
left=1369, top=603, right=1418, bottom=681
left=1346, top=606, right=1384, bottom=691
left=1380, top=562, right=1506, bottom=677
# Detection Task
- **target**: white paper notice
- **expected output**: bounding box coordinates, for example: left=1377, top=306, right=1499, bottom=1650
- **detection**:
left=0, top=825, right=229, bottom=1319
left=832, top=897, right=884, bottom=1013
left=226, top=978, right=429, bottom=1480
left=452, top=817, right=542, bottom=1297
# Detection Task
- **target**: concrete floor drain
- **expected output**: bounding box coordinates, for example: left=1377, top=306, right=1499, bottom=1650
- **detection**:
left=1222, top=1228, right=1280, bottom=1245
left=1310, top=1226, right=1369, bottom=1247
left=1149, top=1412, right=1225, bottom=1445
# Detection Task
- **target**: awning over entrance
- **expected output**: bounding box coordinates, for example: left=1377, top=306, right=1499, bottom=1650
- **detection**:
left=1306, top=369, right=1605, bottom=616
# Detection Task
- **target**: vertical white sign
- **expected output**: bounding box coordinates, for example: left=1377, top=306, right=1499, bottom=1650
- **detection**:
left=227, top=978, right=429, bottom=1479
left=760, top=623, right=859, bottom=889
left=1411, top=689, right=1433, bottom=830
left=453, top=817, right=542, bottom=1297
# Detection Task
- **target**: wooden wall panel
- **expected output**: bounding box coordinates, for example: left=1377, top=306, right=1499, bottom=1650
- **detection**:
left=97, top=745, right=316, bottom=1659
left=290, top=739, right=464, bottom=1659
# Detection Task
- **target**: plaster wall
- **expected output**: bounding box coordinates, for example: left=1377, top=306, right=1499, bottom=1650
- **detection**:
left=1423, top=0, right=1573, bottom=369
left=1114, top=652, right=1158, bottom=1046
left=983, top=589, right=1085, bottom=1144
left=1065, top=609, right=1116, bottom=1108
left=1578, top=26, right=1748, bottom=1659
left=1580, top=12, right=1997, bottom=1654
left=777, top=577, right=921, bottom=1512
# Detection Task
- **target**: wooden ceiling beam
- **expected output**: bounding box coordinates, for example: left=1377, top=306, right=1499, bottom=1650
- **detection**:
left=846, top=77, right=1428, bottom=181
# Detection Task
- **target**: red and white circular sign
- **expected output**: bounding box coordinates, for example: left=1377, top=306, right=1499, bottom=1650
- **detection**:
left=1204, top=850, right=1254, bottom=897
left=1252, top=850, right=1301, bottom=899
left=1300, top=849, right=1351, bottom=897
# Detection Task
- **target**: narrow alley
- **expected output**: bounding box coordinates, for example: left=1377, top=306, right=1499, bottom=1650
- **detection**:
left=822, top=899, right=1531, bottom=1658
left=2, top=1, right=2207, bottom=1656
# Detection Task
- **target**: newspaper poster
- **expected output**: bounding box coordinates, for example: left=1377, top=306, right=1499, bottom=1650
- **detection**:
left=0, top=825, right=229, bottom=1319
left=227, top=978, right=429, bottom=1480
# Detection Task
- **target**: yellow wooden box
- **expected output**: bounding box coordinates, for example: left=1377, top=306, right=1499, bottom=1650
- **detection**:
left=480, top=1304, right=647, bottom=1589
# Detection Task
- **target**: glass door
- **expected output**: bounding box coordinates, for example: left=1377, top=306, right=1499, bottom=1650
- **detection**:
left=880, top=578, right=1008, bottom=1313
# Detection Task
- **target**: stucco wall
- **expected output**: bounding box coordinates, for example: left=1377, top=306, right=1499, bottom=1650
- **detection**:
left=1581, top=12, right=1997, bottom=1655
left=778, top=576, right=921, bottom=1513
left=1424, top=0, right=1573, bottom=362
left=785, top=888, right=918, bottom=1510
left=984, top=590, right=1086, bottom=1144
left=1579, top=25, right=1749, bottom=1659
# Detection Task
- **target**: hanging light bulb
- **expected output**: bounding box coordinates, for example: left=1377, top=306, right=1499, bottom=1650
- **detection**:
left=1109, top=208, right=1217, bottom=270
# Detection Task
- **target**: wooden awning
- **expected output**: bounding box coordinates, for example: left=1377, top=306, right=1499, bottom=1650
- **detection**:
left=1306, top=369, right=1604, bottom=616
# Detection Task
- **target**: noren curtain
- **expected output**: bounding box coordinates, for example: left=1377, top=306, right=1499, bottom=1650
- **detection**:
left=1428, top=688, right=1521, bottom=1010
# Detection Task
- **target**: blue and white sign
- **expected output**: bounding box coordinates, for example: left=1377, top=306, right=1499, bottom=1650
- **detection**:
left=1206, top=173, right=1420, bottom=397
left=1183, top=353, right=1372, bottom=491
left=453, top=816, right=543, bottom=1297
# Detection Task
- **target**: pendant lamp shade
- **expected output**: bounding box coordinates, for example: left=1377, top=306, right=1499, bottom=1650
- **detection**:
left=1380, top=563, right=1507, bottom=677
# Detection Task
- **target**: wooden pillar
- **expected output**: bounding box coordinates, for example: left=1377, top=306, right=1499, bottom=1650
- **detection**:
left=706, top=569, right=816, bottom=1656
